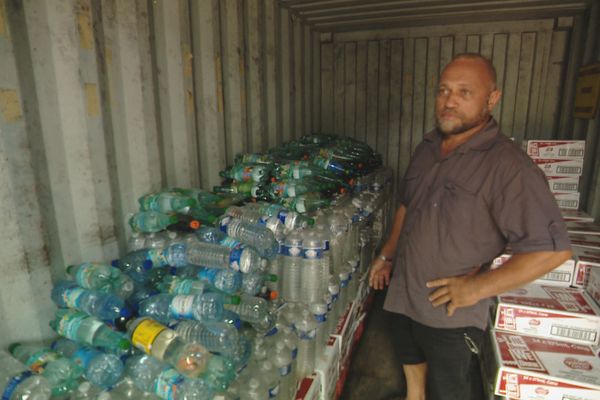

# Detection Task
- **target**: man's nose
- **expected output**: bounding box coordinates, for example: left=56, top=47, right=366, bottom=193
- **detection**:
left=444, top=91, right=459, bottom=108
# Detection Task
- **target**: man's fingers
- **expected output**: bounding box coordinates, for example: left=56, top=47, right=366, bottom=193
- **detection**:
left=431, top=294, right=451, bottom=307
left=426, top=278, right=449, bottom=288
left=447, top=303, right=457, bottom=317
left=428, top=287, right=448, bottom=302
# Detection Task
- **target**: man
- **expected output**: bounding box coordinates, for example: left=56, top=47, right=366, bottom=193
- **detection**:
left=368, top=53, right=572, bottom=400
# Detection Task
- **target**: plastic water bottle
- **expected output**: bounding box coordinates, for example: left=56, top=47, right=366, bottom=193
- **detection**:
left=51, top=338, right=123, bottom=389
left=112, top=250, right=154, bottom=284
left=323, top=292, right=334, bottom=336
left=338, top=271, right=351, bottom=312
left=126, top=317, right=209, bottom=378
left=0, top=350, right=51, bottom=400
left=128, top=211, right=178, bottom=233
left=327, top=279, right=341, bottom=330
left=194, top=226, right=226, bottom=243
left=218, top=217, right=279, bottom=260
left=157, top=275, right=240, bottom=303
left=265, top=254, right=281, bottom=295
left=138, top=191, right=196, bottom=214
left=197, top=267, right=242, bottom=294
left=125, top=282, right=159, bottom=313
left=106, top=377, right=161, bottom=399
left=8, top=343, right=82, bottom=396
left=174, top=320, right=240, bottom=357
left=240, top=272, right=278, bottom=296
left=272, top=340, right=294, bottom=400
left=50, top=309, right=131, bottom=351
left=67, top=262, right=135, bottom=299
left=256, top=360, right=280, bottom=398
left=51, top=280, right=133, bottom=323
left=301, top=231, right=325, bottom=303
left=310, top=303, right=328, bottom=361
left=348, top=260, right=360, bottom=301
left=138, top=293, right=227, bottom=324
left=314, top=223, right=333, bottom=277
left=124, top=354, right=214, bottom=399
left=224, top=293, right=270, bottom=325
left=280, top=231, right=303, bottom=302
left=293, top=310, right=318, bottom=380
left=156, top=242, right=261, bottom=274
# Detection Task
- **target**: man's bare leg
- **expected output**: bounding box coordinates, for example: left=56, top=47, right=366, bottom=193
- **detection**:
left=403, top=363, right=427, bottom=400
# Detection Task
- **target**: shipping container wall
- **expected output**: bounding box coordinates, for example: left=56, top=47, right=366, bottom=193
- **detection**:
left=0, top=0, right=314, bottom=349
left=317, top=14, right=600, bottom=215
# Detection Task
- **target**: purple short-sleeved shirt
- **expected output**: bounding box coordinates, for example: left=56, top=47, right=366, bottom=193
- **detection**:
left=383, top=118, right=571, bottom=330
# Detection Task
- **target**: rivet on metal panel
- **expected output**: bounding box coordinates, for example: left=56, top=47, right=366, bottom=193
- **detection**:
left=0, top=89, right=22, bottom=122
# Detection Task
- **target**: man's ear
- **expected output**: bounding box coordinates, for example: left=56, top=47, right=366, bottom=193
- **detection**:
left=487, top=90, right=502, bottom=111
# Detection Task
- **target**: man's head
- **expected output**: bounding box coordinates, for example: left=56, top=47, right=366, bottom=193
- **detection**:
left=435, top=53, right=501, bottom=136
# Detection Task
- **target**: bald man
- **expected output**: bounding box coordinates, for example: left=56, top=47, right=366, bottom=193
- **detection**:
left=369, top=54, right=572, bottom=400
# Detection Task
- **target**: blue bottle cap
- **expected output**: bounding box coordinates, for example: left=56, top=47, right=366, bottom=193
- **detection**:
left=142, top=260, right=153, bottom=270
left=111, top=259, right=119, bottom=267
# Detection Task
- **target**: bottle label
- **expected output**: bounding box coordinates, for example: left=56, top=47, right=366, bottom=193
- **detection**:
left=73, top=347, right=99, bottom=369
left=169, top=295, right=195, bottom=319
left=292, top=166, right=302, bottom=180
left=172, top=279, right=194, bottom=295
left=229, top=247, right=243, bottom=271
left=154, top=368, right=184, bottom=400
left=279, top=364, right=292, bottom=377
left=303, top=248, right=323, bottom=259
left=75, top=263, right=98, bottom=287
left=148, top=250, right=168, bottom=268
left=220, top=237, right=241, bottom=249
left=286, top=184, right=296, bottom=197
left=291, top=347, right=298, bottom=359
left=219, top=216, right=231, bottom=232
left=2, top=371, right=33, bottom=400
left=282, top=244, right=303, bottom=257
left=276, top=210, right=289, bottom=224
left=60, top=286, right=86, bottom=308
left=314, top=314, right=327, bottom=323
left=56, top=312, right=96, bottom=342
left=340, top=279, right=349, bottom=288
left=131, top=319, right=166, bottom=354
left=25, top=348, right=58, bottom=373
left=297, top=328, right=317, bottom=340
left=296, top=199, right=306, bottom=213
left=269, top=383, right=280, bottom=398
left=323, top=240, right=330, bottom=251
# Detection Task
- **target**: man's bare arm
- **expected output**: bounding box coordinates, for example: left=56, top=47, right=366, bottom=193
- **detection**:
left=368, top=205, right=406, bottom=290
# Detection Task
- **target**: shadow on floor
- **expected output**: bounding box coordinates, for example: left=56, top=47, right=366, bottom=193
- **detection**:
left=339, top=289, right=406, bottom=400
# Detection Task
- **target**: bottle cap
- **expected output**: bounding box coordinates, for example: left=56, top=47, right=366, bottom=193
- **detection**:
left=142, top=260, right=153, bottom=271
left=7, top=343, right=20, bottom=354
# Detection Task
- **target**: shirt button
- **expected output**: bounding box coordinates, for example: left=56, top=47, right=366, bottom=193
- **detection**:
left=433, top=203, right=438, bottom=207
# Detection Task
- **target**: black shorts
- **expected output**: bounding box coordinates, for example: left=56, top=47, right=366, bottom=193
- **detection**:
left=390, top=312, right=485, bottom=400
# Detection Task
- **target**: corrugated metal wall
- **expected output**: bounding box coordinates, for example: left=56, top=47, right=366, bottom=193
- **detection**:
left=316, top=18, right=596, bottom=203
left=0, top=0, right=315, bottom=348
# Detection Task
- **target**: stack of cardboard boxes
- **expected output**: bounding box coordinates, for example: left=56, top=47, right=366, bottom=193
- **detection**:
left=525, top=140, right=586, bottom=210
left=481, top=140, right=600, bottom=400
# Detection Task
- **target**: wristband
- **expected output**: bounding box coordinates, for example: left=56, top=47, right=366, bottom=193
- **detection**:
left=378, top=254, right=393, bottom=263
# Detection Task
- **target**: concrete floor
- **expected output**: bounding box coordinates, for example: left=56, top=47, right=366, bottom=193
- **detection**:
left=339, top=289, right=406, bottom=400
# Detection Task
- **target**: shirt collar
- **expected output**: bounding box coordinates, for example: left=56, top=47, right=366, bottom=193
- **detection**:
left=423, top=118, right=501, bottom=154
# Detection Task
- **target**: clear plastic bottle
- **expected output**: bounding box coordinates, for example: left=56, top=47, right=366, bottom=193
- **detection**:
left=0, top=350, right=51, bottom=400
left=174, top=320, right=240, bottom=357
left=271, top=340, right=294, bottom=400
left=112, top=249, right=155, bottom=284
left=348, top=260, right=360, bottom=302
left=301, top=231, right=325, bottom=304
left=51, top=338, right=124, bottom=389
left=265, top=253, right=281, bottom=295
left=309, top=303, right=328, bottom=361
left=49, top=309, right=131, bottom=351
left=224, top=293, right=270, bottom=325
left=257, top=360, right=280, bottom=399
left=138, top=293, right=227, bottom=324
left=220, top=163, right=270, bottom=183
left=327, top=279, right=341, bottom=328
left=8, top=343, right=82, bottom=396
left=338, top=271, right=351, bottom=312
left=157, top=242, right=261, bottom=274
left=124, top=354, right=214, bottom=399
left=67, top=262, right=135, bottom=299
left=280, top=231, right=303, bottom=302
left=240, top=272, right=277, bottom=296
left=157, top=275, right=240, bottom=304
left=51, top=280, right=133, bottom=323
left=293, top=310, right=318, bottom=380
left=127, top=317, right=209, bottom=378
left=138, top=192, right=196, bottom=214
left=194, top=226, right=226, bottom=244
left=128, top=211, right=178, bottom=233
left=218, top=217, right=279, bottom=260
left=197, top=267, right=242, bottom=294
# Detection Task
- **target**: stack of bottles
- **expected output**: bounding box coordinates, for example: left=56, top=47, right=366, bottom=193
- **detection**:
left=1, top=134, right=391, bottom=400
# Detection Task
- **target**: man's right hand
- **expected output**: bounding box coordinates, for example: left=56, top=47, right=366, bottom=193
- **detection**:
left=368, top=258, right=392, bottom=290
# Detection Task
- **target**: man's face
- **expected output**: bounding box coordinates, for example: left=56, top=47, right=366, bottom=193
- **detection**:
left=435, top=59, right=498, bottom=136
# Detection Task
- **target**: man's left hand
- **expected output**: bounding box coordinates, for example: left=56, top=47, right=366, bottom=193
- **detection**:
left=426, top=273, right=480, bottom=317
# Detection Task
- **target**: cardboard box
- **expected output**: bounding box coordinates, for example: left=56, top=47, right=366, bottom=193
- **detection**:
left=295, top=374, right=321, bottom=400
left=561, top=209, right=595, bottom=223
left=570, top=233, right=600, bottom=250
left=491, top=330, right=600, bottom=400
left=572, top=247, right=600, bottom=288
left=533, top=158, right=584, bottom=177
left=315, top=336, right=341, bottom=400
left=494, top=284, right=600, bottom=346
left=567, top=221, right=600, bottom=236
left=525, top=140, right=586, bottom=159
left=491, top=253, right=575, bottom=287
left=332, top=301, right=357, bottom=362
left=554, top=192, right=580, bottom=210
left=585, top=267, right=600, bottom=307
left=546, top=176, right=580, bottom=193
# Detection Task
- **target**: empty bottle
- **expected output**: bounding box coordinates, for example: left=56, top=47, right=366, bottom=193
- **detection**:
left=157, top=275, right=240, bottom=303
left=138, top=293, right=227, bottom=324
left=124, top=354, right=214, bottom=399
left=0, top=350, right=51, bottom=400
left=67, top=262, right=135, bottom=299
left=129, top=211, right=178, bottom=233
left=197, top=267, right=242, bottom=294
left=49, top=309, right=131, bottom=351
left=213, top=181, right=255, bottom=195
left=51, top=338, right=123, bottom=389
left=293, top=310, right=318, bottom=380
left=310, top=303, right=328, bottom=360
left=138, top=191, right=196, bottom=214
left=174, top=320, right=240, bottom=357
left=8, top=343, right=82, bottom=396
left=220, top=163, right=270, bottom=183
left=224, top=294, right=270, bottom=326
left=301, top=231, right=325, bottom=304
left=157, top=242, right=261, bottom=274
left=338, top=271, right=351, bottom=312
left=240, top=272, right=278, bottom=296
left=51, top=280, right=133, bottom=323
left=282, top=194, right=330, bottom=213
left=280, top=230, right=303, bottom=302
left=272, top=340, right=294, bottom=400
left=194, top=226, right=226, bottom=244
left=218, top=217, right=279, bottom=260
left=127, top=317, right=209, bottom=378
left=112, top=249, right=155, bottom=284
